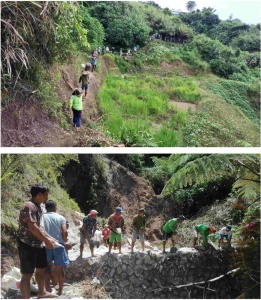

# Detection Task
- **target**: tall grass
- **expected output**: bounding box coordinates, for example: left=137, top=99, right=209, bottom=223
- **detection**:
left=98, top=74, right=195, bottom=146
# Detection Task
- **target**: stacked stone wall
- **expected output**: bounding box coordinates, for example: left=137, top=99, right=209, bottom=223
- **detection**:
left=65, top=248, right=238, bottom=299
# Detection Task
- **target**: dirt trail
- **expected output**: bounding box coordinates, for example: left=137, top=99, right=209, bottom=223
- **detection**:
left=1, top=57, right=114, bottom=147
left=170, top=100, right=197, bottom=112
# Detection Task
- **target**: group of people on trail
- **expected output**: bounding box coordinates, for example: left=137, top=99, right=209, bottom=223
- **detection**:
left=16, top=183, right=233, bottom=299
left=68, top=51, right=98, bottom=130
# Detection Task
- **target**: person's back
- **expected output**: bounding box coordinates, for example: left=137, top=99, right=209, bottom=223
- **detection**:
left=163, top=218, right=178, bottom=233
left=44, top=212, right=66, bottom=244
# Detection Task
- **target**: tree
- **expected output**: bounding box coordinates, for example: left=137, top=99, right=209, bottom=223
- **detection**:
left=186, top=1, right=196, bottom=12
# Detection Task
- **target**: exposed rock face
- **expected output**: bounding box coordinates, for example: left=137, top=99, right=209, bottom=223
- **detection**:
left=65, top=248, right=238, bottom=299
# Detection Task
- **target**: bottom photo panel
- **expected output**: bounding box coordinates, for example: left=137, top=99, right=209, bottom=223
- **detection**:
left=1, top=153, right=260, bottom=299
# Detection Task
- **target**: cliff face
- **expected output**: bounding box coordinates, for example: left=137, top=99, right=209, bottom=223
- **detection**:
left=63, top=155, right=165, bottom=239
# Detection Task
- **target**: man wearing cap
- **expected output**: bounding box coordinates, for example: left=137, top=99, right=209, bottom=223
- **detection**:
left=193, top=224, right=216, bottom=248
left=79, top=71, right=90, bottom=98
left=17, top=184, right=58, bottom=299
left=162, top=216, right=185, bottom=253
left=79, top=209, right=98, bottom=257
left=69, top=88, right=83, bottom=130
left=131, top=208, right=146, bottom=253
left=218, top=225, right=232, bottom=248
left=44, top=200, right=69, bottom=296
left=108, top=207, right=125, bottom=254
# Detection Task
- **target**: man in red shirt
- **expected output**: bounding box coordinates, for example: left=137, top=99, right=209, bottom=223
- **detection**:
left=17, top=184, right=58, bottom=299
left=108, top=207, right=125, bottom=254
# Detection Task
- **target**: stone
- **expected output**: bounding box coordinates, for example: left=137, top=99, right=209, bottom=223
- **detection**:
left=134, top=266, right=144, bottom=276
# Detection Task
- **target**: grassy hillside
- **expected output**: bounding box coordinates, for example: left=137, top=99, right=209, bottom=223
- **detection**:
left=97, top=41, right=260, bottom=146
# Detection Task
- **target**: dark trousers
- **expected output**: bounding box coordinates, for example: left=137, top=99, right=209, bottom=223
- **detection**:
left=72, top=109, right=82, bottom=127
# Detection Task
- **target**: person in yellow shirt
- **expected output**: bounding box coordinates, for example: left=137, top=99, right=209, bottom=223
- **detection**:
left=69, top=88, right=83, bottom=130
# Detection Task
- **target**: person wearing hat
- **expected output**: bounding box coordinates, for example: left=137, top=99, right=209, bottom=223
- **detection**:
left=68, top=88, right=83, bottom=131
left=102, top=224, right=110, bottom=247
left=79, top=71, right=90, bottom=98
left=79, top=209, right=98, bottom=257
left=218, top=225, right=232, bottom=248
left=44, top=200, right=69, bottom=296
left=107, top=207, right=125, bottom=254
left=162, top=216, right=185, bottom=253
left=131, top=208, right=146, bottom=253
left=193, top=224, right=216, bottom=248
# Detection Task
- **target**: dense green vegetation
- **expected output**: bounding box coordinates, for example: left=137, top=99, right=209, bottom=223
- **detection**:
left=1, top=153, right=260, bottom=297
left=1, top=1, right=260, bottom=146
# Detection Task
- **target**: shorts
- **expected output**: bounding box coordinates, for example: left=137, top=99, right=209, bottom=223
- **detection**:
left=218, top=234, right=231, bottom=241
left=82, top=83, right=89, bottom=90
left=109, top=231, right=122, bottom=243
left=46, top=245, right=69, bottom=267
left=17, top=239, right=48, bottom=274
left=80, top=231, right=95, bottom=245
left=132, top=229, right=145, bottom=242
left=162, top=231, right=173, bottom=241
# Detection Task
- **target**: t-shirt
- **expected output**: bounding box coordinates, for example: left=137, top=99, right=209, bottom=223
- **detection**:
left=93, top=229, right=102, bottom=242
left=219, top=227, right=232, bottom=236
left=69, top=95, right=83, bottom=111
left=195, top=224, right=210, bottom=244
left=79, top=74, right=89, bottom=84
left=108, top=213, right=124, bottom=231
left=163, top=219, right=178, bottom=233
left=80, top=215, right=97, bottom=235
left=102, top=228, right=110, bottom=239
left=18, top=200, right=44, bottom=248
left=132, top=214, right=146, bottom=231
left=44, top=212, right=66, bottom=244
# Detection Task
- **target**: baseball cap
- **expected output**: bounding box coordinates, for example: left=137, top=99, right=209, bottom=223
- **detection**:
left=89, top=209, right=98, bottom=216
left=138, top=208, right=145, bottom=212
left=116, top=207, right=124, bottom=213
left=226, top=225, right=232, bottom=230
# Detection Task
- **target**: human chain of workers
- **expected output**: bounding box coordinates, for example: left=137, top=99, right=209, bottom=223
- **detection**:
left=68, top=34, right=180, bottom=131
left=68, top=45, right=140, bottom=131
left=16, top=184, right=233, bottom=298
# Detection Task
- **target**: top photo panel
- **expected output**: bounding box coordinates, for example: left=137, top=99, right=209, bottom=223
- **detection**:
left=1, top=1, right=260, bottom=147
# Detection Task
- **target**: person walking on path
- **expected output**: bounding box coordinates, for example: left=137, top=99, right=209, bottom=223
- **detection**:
left=102, top=224, right=110, bottom=247
left=162, top=216, right=185, bottom=253
left=131, top=208, right=146, bottom=253
left=44, top=200, right=69, bottom=296
left=193, top=224, right=216, bottom=248
left=79, top=210, right=98, bottom=257
left=108, top=207, right=125, bottom=254
left=17, top=184, right=58, bottom=299
left=79, top=71, right=90, bottom=98
left=68, top=88, right=83, bottom=131
left=90, top=56, right=97, bottom=72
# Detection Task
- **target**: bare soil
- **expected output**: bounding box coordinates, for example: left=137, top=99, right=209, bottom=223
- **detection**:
left=1, top=58, right=115, bottom=147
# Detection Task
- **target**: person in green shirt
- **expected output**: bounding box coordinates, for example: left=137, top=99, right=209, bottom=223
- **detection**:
left=162, top=216, right=185, bottom=253
left=131, top=208, right=146, bottom=253
left=193, top=224, right=216, bottom=248
left=68, top=88, right=83, bottom=131
left=79, top=71, right=90, bottom=98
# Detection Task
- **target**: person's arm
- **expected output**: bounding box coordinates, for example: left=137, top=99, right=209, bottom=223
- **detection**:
left=79, top=76, right=82, bottom=83
left=202, top=229, right=209, bottom=245
left=69, top=96, right=73, bottom=109
left=61, top=223, right=68, bottom=243
left=27, top=221, right=55, bottom=249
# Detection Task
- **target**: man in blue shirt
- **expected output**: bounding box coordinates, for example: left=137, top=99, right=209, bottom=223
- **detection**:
left=44, top=200, right=69, bottom=296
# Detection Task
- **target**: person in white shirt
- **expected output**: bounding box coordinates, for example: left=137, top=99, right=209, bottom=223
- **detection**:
left=218, top=225, right=232, bottom=248
left=93, top=227, right=102, bottom=249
